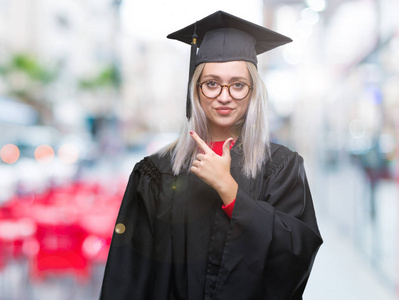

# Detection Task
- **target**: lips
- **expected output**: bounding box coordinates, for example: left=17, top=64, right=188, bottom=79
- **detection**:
left=215, top=107, right=234, bottom=115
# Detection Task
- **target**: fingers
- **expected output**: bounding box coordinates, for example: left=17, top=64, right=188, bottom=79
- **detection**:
left=190, top=131, right=212, bottom=154
left=196, top=153, right=205, bottom=161
left=222, top=138, right=234, bottom=157
left=192, top=160, right=200, bottom=168
left=191, top=159, right=201, bottom=174
left=192, top=153, right=204, bottom=170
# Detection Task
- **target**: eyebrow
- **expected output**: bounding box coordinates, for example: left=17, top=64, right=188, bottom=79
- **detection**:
left=201, top=74, right=250, bottom=83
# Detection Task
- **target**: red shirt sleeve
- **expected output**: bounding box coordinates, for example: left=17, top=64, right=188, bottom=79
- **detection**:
left=222, top=199, right=235, bottom=219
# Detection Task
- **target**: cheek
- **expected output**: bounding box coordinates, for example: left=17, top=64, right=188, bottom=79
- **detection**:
left=197, top=89, right=204, bottom=107
left=198, top=95, right=209, bottom=111
left=198, top=98, right=204, bottom=111
left=239, top=100, right=250, bottom=114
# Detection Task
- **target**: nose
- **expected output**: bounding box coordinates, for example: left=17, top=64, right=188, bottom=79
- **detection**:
left=217, top=85, right=232, bottom=103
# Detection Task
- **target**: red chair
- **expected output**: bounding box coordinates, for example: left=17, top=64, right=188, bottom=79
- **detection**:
left=0, top=217, right=37, bottom=261
left=30, top=222, right=89, bottom=282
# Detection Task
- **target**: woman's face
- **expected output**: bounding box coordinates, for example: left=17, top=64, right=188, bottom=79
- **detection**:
left=198, top=61, right=251, bottom=139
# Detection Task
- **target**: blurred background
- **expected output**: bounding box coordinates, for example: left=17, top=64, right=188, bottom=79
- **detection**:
left=0, top=0, right=398, bottom=299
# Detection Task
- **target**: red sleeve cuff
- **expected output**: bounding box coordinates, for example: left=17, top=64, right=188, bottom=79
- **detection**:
left=222, top=199, right=235, bottom=219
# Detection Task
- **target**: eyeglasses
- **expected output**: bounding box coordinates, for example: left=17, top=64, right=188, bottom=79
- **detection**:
left=197, top=80, right=253, bottom=100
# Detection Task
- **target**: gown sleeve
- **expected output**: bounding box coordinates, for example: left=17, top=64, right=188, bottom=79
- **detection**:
left=100, top=157, right=160, bottom=300
left=214, top=147, right=323, bottom=299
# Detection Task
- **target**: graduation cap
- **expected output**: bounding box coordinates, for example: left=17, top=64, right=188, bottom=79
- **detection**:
left=167, top=10, right=292, bottom=119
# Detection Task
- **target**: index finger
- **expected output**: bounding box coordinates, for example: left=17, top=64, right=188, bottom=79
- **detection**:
left=190, top=131, right=212, bottom=154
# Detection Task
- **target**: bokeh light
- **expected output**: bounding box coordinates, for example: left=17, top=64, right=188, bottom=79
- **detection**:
left=58, top=144, right=80, bottom=164
left=34, top=145, right=55, bottom=164
left=301, top=8, right=319, bottom=25
left=0, top=144, right=20, bottom=164
left=305, top=0, right=327, bottom=12
left=82, top=236, right=107, bottom=258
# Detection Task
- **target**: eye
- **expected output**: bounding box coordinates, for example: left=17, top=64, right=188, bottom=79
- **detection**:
left=205, top=81, right=219, bottom=88
left=232, top=82, right=246, bottom=89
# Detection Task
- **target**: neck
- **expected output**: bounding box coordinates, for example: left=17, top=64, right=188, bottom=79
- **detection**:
left=210, top=126, right=237, bottom=142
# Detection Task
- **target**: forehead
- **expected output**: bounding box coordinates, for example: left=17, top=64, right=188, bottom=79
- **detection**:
left=201, top=61, right=250, bottom=80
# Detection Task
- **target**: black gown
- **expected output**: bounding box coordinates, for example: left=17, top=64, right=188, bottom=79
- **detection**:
left=100, top=142, right=322, bottom=300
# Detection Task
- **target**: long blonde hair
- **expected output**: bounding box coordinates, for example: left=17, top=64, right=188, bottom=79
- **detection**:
left=161, top=61, right=271, bottom=178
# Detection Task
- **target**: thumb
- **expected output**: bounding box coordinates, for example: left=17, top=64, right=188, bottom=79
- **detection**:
left=222, top=138, right=234, bottom=157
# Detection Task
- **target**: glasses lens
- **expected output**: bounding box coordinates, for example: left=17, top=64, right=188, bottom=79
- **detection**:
left=229, top=83, right=250, bottom=100
left=201, top=81, right=221, bottom=98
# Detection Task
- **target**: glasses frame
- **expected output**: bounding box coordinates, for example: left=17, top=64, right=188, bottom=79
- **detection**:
left=197, top=81, right=253, bottom=100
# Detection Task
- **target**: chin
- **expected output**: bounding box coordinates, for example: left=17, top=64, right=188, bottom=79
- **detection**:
left=212, top=120, right=236, bottom=129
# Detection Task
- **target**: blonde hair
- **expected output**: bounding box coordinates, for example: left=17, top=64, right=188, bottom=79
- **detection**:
left=161, top=61, right=270, bottom=178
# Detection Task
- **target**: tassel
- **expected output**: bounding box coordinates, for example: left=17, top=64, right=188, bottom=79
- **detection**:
left=186, top=23, right=198, bottom=120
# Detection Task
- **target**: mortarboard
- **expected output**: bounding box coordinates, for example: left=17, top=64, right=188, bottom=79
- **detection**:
left=167, top=10, right=292, bottom=119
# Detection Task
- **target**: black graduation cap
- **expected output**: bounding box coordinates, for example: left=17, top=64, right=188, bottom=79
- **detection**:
left=167, top=10, right=292, bottom=119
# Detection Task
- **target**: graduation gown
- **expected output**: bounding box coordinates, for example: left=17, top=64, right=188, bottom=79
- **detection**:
left=100, top=142, right=322, bottom=300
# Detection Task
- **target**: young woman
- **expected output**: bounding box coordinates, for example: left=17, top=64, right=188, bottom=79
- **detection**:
left=100, top=11, right=322, bottom=300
